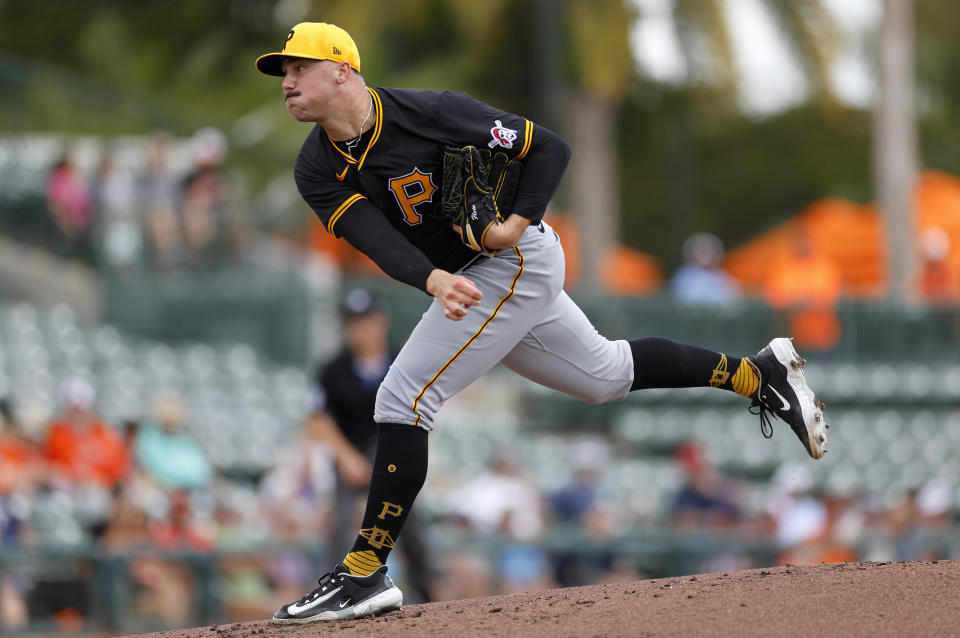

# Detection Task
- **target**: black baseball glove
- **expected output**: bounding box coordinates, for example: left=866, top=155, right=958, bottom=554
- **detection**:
left=483, top=149, right=523, bottom=216
left=439, top=145, right=522, bottom=255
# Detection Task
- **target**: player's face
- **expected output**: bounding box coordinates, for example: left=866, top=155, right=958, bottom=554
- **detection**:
left=280, top=58, right=338, bottom=122
left=345, top=313, right=389, bottom=357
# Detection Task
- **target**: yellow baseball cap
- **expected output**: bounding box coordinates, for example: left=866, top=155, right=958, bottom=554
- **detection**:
left=255, top=22, right=361, bottom=76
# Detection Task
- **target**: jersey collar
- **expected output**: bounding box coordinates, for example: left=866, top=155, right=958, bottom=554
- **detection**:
left=329, top=87, right=383, bottom=181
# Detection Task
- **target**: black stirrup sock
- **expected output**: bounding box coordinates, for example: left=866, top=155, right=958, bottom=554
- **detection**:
left=629, top=337, right=760, bottom=398
left=342, top=423, right=428, bottom=575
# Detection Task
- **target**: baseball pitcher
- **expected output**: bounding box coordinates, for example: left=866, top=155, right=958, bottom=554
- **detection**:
left=256, top=22, right=829, bottom=623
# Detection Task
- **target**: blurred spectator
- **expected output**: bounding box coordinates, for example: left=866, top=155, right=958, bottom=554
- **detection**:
left=102, top=493, right=154, bottom=553
left=446, top=453, right=553, bottom=593
left=259, top=413, right=337, bottom=542
left=765, top=463, right=829, bottom=565
left=294, top=288, right=436, bottom=602
left=884, top=479, right=954, bottom=562
left=257, top=408, right=339, bottom=619
left=42, top=378, right=130, bottom=541
left=448, top=453, right=546, bottom=541
left=0, top=395, right=42, bottom=545
left=149, top=491, right=214, bottom=553
left=669, top=439, right=744, bottom=531
left=102, top=490, right=198, bottom=625
left=143, top=490, right=214, bottom=623
left=209, top=484, right=282, bottom=621
left=18, top=437, right=95, bottom=630
left=92, top=145, right=143, bottom=271
left=811, top=488, right=862, bottom=564
left=42, top=381, right=119, bottom=488
left=0, top=396, right=34, bottom=631
left=180, top=127, right=232, bottom=267
left=826, top=487, right=867, bottom=553
left=551, top=437, right=608, bottom=525
left=763, top=225, right=842, bottom=352
left=669, top=439, right=753, bottom=573
left=134, top=393, right=213, bottom=491
left=916, top=226, right=960, bottom=304
left=212, top=483, right=269, bottom=551
left=0, top=396, right=41, bottom=492
left=670, top=233, right=740, bottom=305
left=25, top=483, right=87, bottom=548
left=548, top=436, right=632, bottom=587
left=915, top=479, right=953, bottom=534
left=43, top=378, right=131, bottom=490
left=138, top=131, right=184, bottom=270
left=44, top=152, right=95, bottom=260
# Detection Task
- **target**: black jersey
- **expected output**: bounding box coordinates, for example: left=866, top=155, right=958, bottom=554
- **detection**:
left=314, top=348, right=396, bottom=456
left=294, top=87, right=535, bottom=274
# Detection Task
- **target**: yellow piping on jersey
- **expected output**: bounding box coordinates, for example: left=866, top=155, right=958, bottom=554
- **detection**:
left=492, top=164, right=507, bottom=202
left=516, top=120, right=533, bottom=160
left=410, top=246, right=525, bottom=427
left=329, top=87, right=384, bottom=181
left=327, top=193, right=366, bottom=237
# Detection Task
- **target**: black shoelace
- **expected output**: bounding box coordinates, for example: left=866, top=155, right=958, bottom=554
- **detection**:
left=749, top=397, right=775, bottom=439
left=747, top=360, right=775, bottom=439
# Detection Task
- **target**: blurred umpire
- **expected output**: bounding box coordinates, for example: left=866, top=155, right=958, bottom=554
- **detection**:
left=307, top=287, right=436, bottom=602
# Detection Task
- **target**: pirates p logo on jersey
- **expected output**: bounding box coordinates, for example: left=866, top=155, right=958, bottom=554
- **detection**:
left=488, top=120, right=518, bottom=149
left=388, top=168, right=437, bottom=226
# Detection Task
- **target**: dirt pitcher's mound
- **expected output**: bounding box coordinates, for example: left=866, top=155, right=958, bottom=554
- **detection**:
left=129, top=560, right=960, bottom=638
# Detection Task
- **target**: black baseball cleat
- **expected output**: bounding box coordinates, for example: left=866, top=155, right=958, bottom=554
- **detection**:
left=749, top=337, right=829, bottom=459
left=272, top=564, right=403, bottom=624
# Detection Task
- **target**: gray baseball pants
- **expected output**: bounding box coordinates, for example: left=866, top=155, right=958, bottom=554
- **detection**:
left=375, top=221, right=634, bottom=431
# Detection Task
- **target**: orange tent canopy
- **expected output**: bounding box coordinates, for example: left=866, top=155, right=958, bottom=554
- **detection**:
left=724, top=197, right=885, bottom=299
left=725, top=170, right=960, bottom=301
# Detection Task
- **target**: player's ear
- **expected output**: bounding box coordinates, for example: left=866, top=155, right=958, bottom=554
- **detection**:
left=336, top=61, right=353, bottom=83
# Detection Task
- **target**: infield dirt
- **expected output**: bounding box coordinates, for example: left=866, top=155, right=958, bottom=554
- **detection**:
left=127, top=560, right=960, bottom=638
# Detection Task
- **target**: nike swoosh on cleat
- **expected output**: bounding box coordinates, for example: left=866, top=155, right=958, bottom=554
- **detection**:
left=768, top=386, right=791, bottom=411
left=286, top=587, right=342, bottom=615
left=339, top=599, right=351, bottom=609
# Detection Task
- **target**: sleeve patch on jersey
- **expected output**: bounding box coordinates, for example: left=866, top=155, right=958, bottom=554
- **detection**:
left=488, top=119, right=519, bottom=150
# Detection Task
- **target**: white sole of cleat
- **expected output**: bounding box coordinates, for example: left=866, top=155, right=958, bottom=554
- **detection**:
left=272, top=587, right=403, bottom=624
left=769, top=337, right=829, bottom=459
left=351, top=587, right=403, bottom=619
